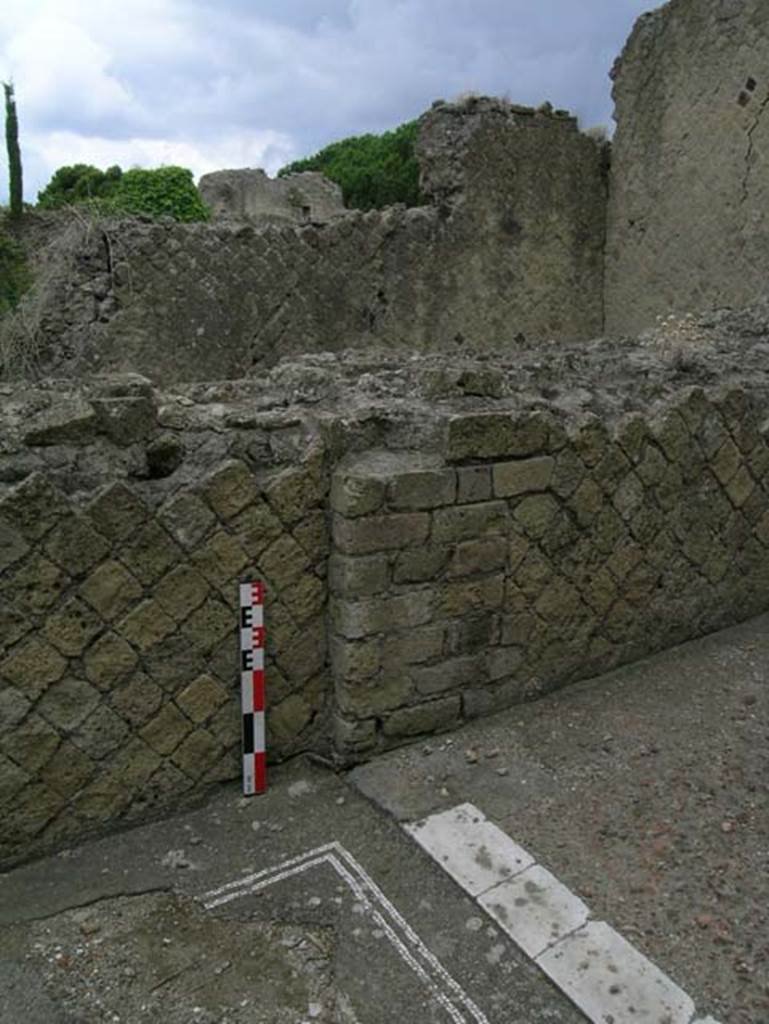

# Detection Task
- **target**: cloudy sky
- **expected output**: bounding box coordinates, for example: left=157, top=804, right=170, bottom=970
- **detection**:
left=1, top=0, right=653, bottom=204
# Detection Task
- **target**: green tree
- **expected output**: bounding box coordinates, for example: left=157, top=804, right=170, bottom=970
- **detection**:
left=3, top=82, right=23, bottom=219
left=105, top=165, right=209, bottom=221
left=278, top=119, right=423, bottom=210
left=37, top=163, right=122, bottom=208
left=0, top=229, right=31, bottom=314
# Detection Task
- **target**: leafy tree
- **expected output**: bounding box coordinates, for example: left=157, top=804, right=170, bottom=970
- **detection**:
left=104, top=166, right=209, bottom=221
left=37, top=163, right=209, bottom=222
left=3, top=82, right=23, bottom=219
left=37, top=163, right=122, bottom=208
left=278, top=119, right=423, bottom=210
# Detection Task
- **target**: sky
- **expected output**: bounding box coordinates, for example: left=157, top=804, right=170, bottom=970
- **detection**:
left=0, top=0, right=654, bottom=204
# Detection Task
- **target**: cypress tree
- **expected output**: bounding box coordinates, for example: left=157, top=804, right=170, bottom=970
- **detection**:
left=3, top=82, right=23, bottom=219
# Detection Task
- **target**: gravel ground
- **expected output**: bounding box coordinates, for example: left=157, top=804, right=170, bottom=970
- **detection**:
left=351, top=613, right=769, bottom=1024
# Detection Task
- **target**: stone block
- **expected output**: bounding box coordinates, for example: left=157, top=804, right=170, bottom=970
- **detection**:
left=3, top=781, right=66, bottom=839
left=201, top=460, right=260, bottom=520
left=614, top=413, right=648, bottom=463
left=333, top=512, right=431, bottom=555
left=462, top=677, right=536, bottom=718
left=568, top=477, right=604, bottom=526
left=330, top=472, right=385, bottom=517
left=331, top=590, right=433, bottom=639
left=117, top=600, right=176, bottom=652
left=534, top=579, right=585, bottom=628
left=91, top=396, right=156, bottom=445
left=392, top=545, right=449, bottom=584
left=264, top=458, right=326, bottom=525
left=493, top=457, right=554, bottom=498
left=382, top=624, right=445, bottom=666
left=388, top=469, right=456, bottom=510
left=171, top=728, right=222, bottom=779
left=1, top=637, right=67, bottom=699
left=413, top=655, right=481, bottom=696
left=337, top=670, right=413, bottom=717
left=86, top=482, right=147, bottom=542
left=268, top=693, right=313, bottom=744
left=432, top=502, right=507, bottom=544
left=334, top=714, right=377, bottom=753
left=513, top=494, right=559, bottom=539
left=281, top=574, right=326, bottom=624
left=44, top=515, right=110, bottom=578
left=0, top=555, right=67, bottom=620
left=72, top=705, right=130, bottom=760
left=456, top=465, right=492, bottom=504
left=0, top=752, right=29, bottom=807
left=143, top=635, right=205, bottom=693
left=159, top=491, right=216, bottom=549
left=328, top=553, right=389, bottom=597
left=110, top=673, right=163, bottom=726
left=447, top=537, right=507, bottom=578
left=231, top=499, right=285, bottom=558
left=0, top=598, right=29, bottom=655
left=140, top=702, right=193, bottom=756
left=755, top=510, right=769, bottom=547
left=725, top=465, right=755, bottom=508
left=176, top=674, right=229, bottom=724
left=258, top=533, right=311, bottom=589
left=22, top=397, right=98, bottom=446
left=447, top=413, right=548, bottom=462
left=120, top=522, right=182, bottom=585
left=39, top=740, right=94, bottom=799
left=612, top=472, right=645, bottom=520
left=0, top=472, right=65, bottom=542
left=636, top=443, right=668, bottom=487
left=80, top=560, right=143, bottom=621
left=180, top=596, right=233, bottom=657
left=330, top=636, right=381, bottom=682
left=513, top=549, right=554, bottom=599
left=292, top=510, right=330, bottom=561
left=500, top=611, right=541, bottom=646
left=44, top=597, right=103, bottom=657
left=72, top=774, right=131, bottom=823
left=153, top=563, right=210, bottom=622
left=436, top=575, right=505, bottom=618
left=1, top=710, right=61, bottom=773
left=0, top=684, right=30, bottom=732
left=83, top=632, right=138, bottom=690
left=37, top=676, right=100, bottom=731
left=0, top=517, right=29, bottom=572
left=593, top=445, right=632, bottom=492
left=444, top=613, right=495, bottom=656
left=274, top=615, right=325, bottom=684
left=383, top=695, right=460, bottom=737
left=192, top=530, right=250, bottom=588
left=571, top=416, right=609, bottom=468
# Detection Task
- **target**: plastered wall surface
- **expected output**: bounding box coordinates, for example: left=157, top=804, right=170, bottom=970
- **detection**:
left=2, top=314, right=769, bottom=866
left=197, top=169, right=345, bottom=225
left=2, top=100, right=607, bottom=384
left=605, top=0, right=769, bottom=334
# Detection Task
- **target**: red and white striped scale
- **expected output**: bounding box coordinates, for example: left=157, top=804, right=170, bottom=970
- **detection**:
left=239, top=581, right=266, bottom=795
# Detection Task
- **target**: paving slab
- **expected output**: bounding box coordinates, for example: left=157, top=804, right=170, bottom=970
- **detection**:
left=350, top=613, right=769, bottom=1023
left=536, top=921, right=695, bottom=1024
left=478, top=864, right=590, bottom=959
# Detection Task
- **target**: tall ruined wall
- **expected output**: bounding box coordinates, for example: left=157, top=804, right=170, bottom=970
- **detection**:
left=2, top=313, right=769, bottom=866
left=2, top=99, right=607, bottom=384
left=605, top=0, right=769, bottom=335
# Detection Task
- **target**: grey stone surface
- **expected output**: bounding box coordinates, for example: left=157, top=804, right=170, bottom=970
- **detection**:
left=198, top=168, right=345, bottom=225
left=605, top=0, right=769, bottom=333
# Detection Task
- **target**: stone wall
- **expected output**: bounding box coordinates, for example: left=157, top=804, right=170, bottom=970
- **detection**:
left=605, top=0, right=769, bottom=334
left=2, top=99, right=607, bottom=383
left=2, top=318, right=769, bottom=866
left=330, top=394, right=769, bottom=757
left=0, top=379, right=331, bottom=866
left=198, top=169, right=345, bottom=225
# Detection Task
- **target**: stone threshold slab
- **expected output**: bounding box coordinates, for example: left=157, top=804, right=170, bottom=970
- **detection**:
left=404, top=803, right=720, bottom=1024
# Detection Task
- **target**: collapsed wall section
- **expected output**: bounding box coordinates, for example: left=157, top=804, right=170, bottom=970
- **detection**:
left=605, top=0, right=769, bottom=334
left=4, top=100, right=607, bottom=384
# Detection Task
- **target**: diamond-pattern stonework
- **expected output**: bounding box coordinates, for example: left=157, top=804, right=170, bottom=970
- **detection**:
left=0, top=448, right=330, bottom=868
left=1, top=381, right=768, bottom=869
